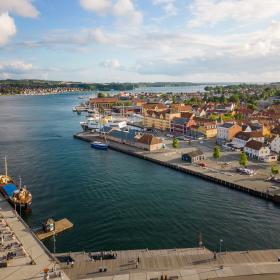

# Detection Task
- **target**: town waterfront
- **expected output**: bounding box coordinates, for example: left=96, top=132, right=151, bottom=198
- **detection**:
left=1, top=90, right=280, bottom=253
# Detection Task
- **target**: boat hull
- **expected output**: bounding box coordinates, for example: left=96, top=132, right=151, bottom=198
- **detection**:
left=91, top=142, right=108, bottom=150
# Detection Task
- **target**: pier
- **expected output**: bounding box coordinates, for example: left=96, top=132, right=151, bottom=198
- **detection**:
left=35, top=218, right=74, bottom=240
left=74, top=131, right=280, bottom=204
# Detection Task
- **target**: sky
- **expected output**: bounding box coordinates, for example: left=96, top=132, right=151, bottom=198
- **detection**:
left=1, top=0, right=280, bottom=83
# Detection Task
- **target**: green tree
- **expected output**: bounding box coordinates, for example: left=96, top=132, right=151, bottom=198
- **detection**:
left=97, top=92, right=106, bottom=98
left=172, top=138, right=179, bottom=149
left=239, top=152, right=248, bottom=167
left=213, top=146, right=221, bottom=160
left=271, top=165, right=279, bottom=176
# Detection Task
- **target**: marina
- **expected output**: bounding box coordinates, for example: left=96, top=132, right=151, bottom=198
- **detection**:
left=2, top=93, right=280, bottom=257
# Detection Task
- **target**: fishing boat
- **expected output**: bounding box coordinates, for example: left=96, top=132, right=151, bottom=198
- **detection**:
left=90, top=141, right=108, bottom=150
left=0, top=157, right=32, bottom=209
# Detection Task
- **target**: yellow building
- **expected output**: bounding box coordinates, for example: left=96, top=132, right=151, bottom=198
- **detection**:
left=144, top=110, right=181, bottom=131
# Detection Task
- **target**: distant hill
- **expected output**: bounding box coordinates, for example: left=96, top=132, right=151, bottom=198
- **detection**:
left=0, top=79, right=204, bottom=92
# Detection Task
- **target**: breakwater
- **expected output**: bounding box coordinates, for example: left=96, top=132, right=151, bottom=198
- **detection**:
left=74, top=132, right=280, bottom=204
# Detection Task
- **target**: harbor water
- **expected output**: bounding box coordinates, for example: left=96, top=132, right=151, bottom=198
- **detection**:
left=1, top=90, right=280, bottom=253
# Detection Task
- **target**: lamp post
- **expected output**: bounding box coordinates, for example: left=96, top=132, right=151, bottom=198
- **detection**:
left=219, top=239, right=223, bottom=253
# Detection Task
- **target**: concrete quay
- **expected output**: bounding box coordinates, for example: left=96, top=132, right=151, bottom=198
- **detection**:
left=56, top=247, right=280, bottom=280
left=0, top=196, right=70, bottom=280
left=74, top=132, right=280, bottom=204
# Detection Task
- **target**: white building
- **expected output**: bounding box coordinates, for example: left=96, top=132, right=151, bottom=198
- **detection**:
left=217, top=122, right=241, bottom=143
left=270, top=135, right=280, bottom=153
left=232, top=131, right=264, bottom=148
left=244, top=140, right=270, bottom=160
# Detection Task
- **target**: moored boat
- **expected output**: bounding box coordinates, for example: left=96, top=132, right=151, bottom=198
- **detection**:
left=0, top=157, right=32, bottom=209
left=90, top=141, right=108, bottom=150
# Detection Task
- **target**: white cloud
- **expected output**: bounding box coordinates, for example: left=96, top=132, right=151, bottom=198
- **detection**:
left=80, top=0, right=111, bottom=15
left=100, top=59, right=121, bottom=69
left=0, top=61, right=33, bottom=75
left=188, top=0, right=280, bottom=27
left=113, top=0, right=143, bottom=25
left=0, top=0, right=39, bottom=18
left=80, top=0, right=143, bottom=25
left=153, top=0, right=177, bottom=16
left=0, top=13, right=16, bottom=45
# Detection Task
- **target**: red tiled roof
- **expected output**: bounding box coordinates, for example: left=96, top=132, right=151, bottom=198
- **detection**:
left=245, top=140, right=264, bottom=150
left=90, top=97, right=118, bottom=103
left=137, top=134, right=162, bottom=145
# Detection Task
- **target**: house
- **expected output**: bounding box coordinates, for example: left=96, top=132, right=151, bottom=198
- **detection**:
left=270, top=135, right=280, bottom=153
left=142, top=103, right=167, bottom=114
left=170, top=116, right=196, bottom=135
left=135, top=134, right=163, bottom=151
left=232, top=131, right=264, bottom=148
left=217, top=122, right=242, bottom=144
left=144, top=109, right=180, bottom=131
left=182, top=149, right=205, bottom=163
left=192, top=117, right=217, bottom=138
left=89, top=97, right=119, bottom=108
left=241, top=124, right=252, bottom=132
left=170, top=103, right=192, bottom=113
left=131, top=98, right=146, bottom=107
left=244, top=140, right=270, bottom=160
left=193, top=108, right=206, bottom=117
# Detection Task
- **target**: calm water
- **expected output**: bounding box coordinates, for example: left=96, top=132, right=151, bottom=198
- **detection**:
left=0, top=90, right=280, bottom=253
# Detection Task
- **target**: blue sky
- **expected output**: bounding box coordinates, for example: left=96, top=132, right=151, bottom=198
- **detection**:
left=1, top=0, right=280, bottom=82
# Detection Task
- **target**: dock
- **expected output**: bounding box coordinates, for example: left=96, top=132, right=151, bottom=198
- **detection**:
left=35, top=218, right=73, bottom=240
left=56, top=247, right=280, bottom=279
left=0, top=196, right=70, bottom=280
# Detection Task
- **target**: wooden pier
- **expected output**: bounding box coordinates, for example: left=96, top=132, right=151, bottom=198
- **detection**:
left=35, top=218, right=73, bottom=240
left=56, top=247, right=280, bottom=280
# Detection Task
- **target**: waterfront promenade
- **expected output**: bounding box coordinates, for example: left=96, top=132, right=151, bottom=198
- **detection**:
left=56, top=247, right=280, bottom=279
left=74, top=132, right=280, bottom=204
left=0, top=196, right=69, bottom=280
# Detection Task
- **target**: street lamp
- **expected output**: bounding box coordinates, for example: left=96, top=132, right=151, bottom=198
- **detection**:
left=219, top=239, right=223, bottom=253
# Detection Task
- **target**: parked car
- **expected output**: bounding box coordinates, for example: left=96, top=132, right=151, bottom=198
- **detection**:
left=198, top=163, right=207, bottom=167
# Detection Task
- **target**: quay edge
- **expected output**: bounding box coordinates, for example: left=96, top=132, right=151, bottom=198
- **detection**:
left=74, top=132, right=280, bottom=204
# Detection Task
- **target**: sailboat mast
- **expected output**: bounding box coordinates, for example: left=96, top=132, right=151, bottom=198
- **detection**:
left=4, top=156, right=8, bottom=177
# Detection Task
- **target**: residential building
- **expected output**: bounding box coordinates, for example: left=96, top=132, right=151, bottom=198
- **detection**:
left=142, top=103, right=167, bottom=115
left=270, top=135, right=280, bottom=153
left=217, top=122, right=242, bottom=144
left=192, top=117, right=217, bottom=138
left=232, top=131, right=264, bottom=148
left=144, top=110, right=180, bottom=131
left=244, top=140, right=270, bottom=160
left=170, top=103, right=192, bottom=113
left=170, top=116, right=196, bottom=135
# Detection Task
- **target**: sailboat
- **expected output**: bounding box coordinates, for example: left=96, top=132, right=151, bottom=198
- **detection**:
left=0, top=157, right=32, bottom=209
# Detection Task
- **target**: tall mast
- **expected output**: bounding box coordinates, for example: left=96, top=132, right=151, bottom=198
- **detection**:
left=4, top=156, right=8, bottom=177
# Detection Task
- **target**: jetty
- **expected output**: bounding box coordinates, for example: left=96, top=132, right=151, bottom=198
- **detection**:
left=35, top=218, right=74, bottom=240
left=74, top=131, right=280, bottom=204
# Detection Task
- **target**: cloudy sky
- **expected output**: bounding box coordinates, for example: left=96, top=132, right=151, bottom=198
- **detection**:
left=1, top=0, right=280, bottom=82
